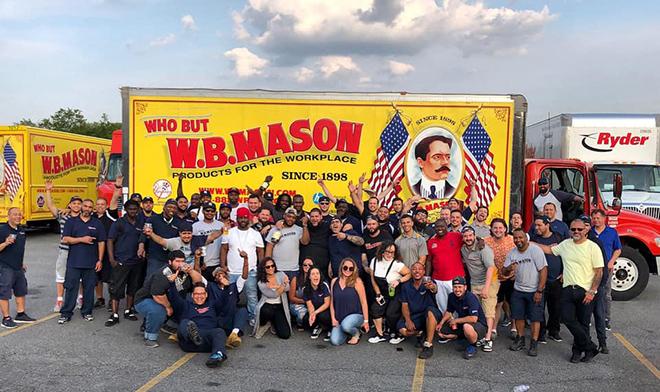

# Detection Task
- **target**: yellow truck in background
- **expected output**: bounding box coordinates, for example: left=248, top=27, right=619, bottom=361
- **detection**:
left=0, top=125, right=111, bottom=228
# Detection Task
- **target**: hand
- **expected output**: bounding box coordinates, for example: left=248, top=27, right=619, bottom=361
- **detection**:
left=363, top=266, right=372, bottom=275
left=95, top=261, right=102, bottom=272
left=168, top=270, right=180, bottom=283
left=405, top=319, right=416, bottom=332
left=109, top=259, right=118, bottom=268
left=264, top=175, right=273, bottom=183
left=583, top=292, right=594, bottom=305
left=283, top=275, right=290, bottom=285
left=200, top=262, right=207, bottom=270
left=166, top=307, right=173, bottom=317
left=137, top=246, right=145, bottom=259
left=533, top=292, right=542, bottom=305
left=45, top=180, right=53, bottom=191
left=362, top=321, right=369, bottom=333
left=424, top=281, right=437, bottom=292
left=348, top=181, right=356, bottom=193
left=143, top=226, right=153, bottom=236
left=409, top=194, right=421, bottom=203
left=358, top=173, right=366, bottom=184
left=260, top=225, right=270, bottom=236
left=275, top=220, right=284, bottom=230
left=435, top=323, right=443, bottom=334
left=449, top=319, right=458, bottom=330
left=252, top=216, right=259, bottom=225
left=178, top=173, right=185, bottom=182
left=334, top=232, right=347, bottom=240
left=22, top=264, right=27, bottom=272
left=317, top=178, right=324, bottom=185
left=608, top=261, right=615, bottom=274
left=301, top=215, right=309, bottom=226
left=81, top=236, right=95, bottom=244
left=332, top=318, right=339, bottom=327
left=195, top=248, right=203, bottom=257
left=238, top=248, right=248, bottom=259
left=115, top=174, right=124, bottom=188
left=480, top=290, right=489, bottom=300
left=477, top=238, right=485, bottom=250
left=342, top=223, right=353, bottom=232
left=309, top=312, right=316, bottom=326
left=389, top=280, right=400, bottom=289
left=220, top=276, right=230, bottom=286
left=60, top=208, right=71, bottom=217
left=558, top=274, right=564, bottom=283
left=5, top=236, right=15, bottom=245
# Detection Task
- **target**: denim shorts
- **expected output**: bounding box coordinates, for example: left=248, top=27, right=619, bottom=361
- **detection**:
left=510, top=289, right=545, bottom=322
left=0, top=266, right=28, bottom=300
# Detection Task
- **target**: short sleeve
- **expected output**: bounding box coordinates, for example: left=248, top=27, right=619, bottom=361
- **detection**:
left=533, top=246, right=548, bottom=270
left=399, top=284, right=409, bottom=303
left=503, top=251, right=513, bottom=268
left=418, top=237, right=429, bottom=256
left=96, top=221, right=107, bottom=242
left=108, top=221, right=119, bottom=240
left=265, top=227, right=276, bottom=244
left=165, top=237, right=180, bottom=251
left=551, top=240, right=564, bottom=257
left=62, top=219, right=74, bottom=237
left=253, top=230, right=264, bottom=248
left=612, top=230, right=622, bottom=250
left=591, top=243, right=605, bottom=268
left=482, top=246, right=495, bottom=268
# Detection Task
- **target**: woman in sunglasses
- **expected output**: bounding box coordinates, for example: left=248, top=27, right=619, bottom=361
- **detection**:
left=329, top=258, right=369, bottom=345
left=289, top=258, right=314, bottom=331
left=303, top=266, right=332, bottom=340
left=252, top=257, right=292, bottom=339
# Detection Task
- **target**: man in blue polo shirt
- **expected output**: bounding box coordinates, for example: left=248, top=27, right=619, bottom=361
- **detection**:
left=0, top=207, right=35, bottom=329
left=529, top=203, right=570, bottom=239
left=105, top=200, right=144, bottom=327
left=59, top=199, right=107, bottom=324
left=436, top=276, right=487, bottom=360
left=138, top=199, right=179, bottom=278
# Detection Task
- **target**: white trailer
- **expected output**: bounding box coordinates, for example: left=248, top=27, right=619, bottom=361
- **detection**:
left=527, top=114, right=660, bottom=220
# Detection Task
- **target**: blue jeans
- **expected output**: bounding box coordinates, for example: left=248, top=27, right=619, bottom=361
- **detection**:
left=218, top=307, right=248, bottom=335
left=289, top=303, right=308, bottom=325
left=145, top=258, right=167, bottom=281
left=589, top=283, right=608, bottom=343
left=330, top=314, right=363, bottom=346
left=177, top=319, right=227, bottom=355
left=135, top=298, right=168, bottom=341
left=229, top=271, right=257, bottom=323
left=61, top=267, right=97, bottom=318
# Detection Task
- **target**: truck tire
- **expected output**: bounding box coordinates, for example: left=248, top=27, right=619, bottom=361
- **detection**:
left=611, top=246, right=649, bottom=301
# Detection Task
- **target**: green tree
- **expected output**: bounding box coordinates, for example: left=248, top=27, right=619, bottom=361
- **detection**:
left=16, top=108, right=119, bottom=139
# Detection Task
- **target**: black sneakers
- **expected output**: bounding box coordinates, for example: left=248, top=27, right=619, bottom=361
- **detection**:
left=599, top=341, right=609, bottom=355
left=418, top=345, right=433, bottom=359
left=581, top=347, right=600, bottom=363
left=105, top=315, right=120, bottom=327
left=206, top=351, right=227, bottom=368
left=549, top=332, right=563, bottom=342
left=187, top=321, right=202, bottom=346
left=14, top=313, right=36, bottom=324
left=124, top=309, right=138, bottom=321
left=94, top=298, right=106, bottom=309
left=1, top=317, right=17, bottom=329
left=528, top=339, right=539, bottom=357
left=510, top=335, right=526, bottom=351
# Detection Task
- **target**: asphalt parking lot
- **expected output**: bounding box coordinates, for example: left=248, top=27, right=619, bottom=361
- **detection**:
left=1, top=231, right=659, bottom=392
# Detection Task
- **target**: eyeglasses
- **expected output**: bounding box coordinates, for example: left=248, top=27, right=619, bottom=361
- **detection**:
left=204, top=209, right=215, bottom=213
left=570, top=228, right=583, bottom=232
left=265, top=264, right=275, bottom=269
left=384, top=250, right=395, bottom=254
left=191, top=292, right=207, bottom=296
left=303, top=263, right=314, bottom=267
left=342, top=266, right=355, bottom=272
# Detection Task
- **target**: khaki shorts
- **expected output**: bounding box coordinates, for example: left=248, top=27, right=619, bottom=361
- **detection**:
left=472, top=280, right=500, bottom=319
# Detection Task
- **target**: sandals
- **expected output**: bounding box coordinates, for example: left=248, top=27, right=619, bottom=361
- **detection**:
left=347, top=333, right=361, bottom=345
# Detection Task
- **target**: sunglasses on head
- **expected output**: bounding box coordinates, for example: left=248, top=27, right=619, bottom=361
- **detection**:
left=570, top=228, right=583, bottom=232
left=265, top=264, right=275, bottom=269
left=342, top=266, right=354, bottom=272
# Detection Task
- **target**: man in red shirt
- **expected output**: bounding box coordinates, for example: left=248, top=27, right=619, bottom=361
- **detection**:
left=426, top=219, right=464, bottom=315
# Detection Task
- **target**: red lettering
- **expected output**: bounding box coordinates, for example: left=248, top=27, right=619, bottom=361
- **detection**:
left=200, top=119, right=209, bottom=132
left=336, top=121, right=362, bottom=153
left=181, top=119, right=190, bottom=132
left=167, top=138, right=199, bottom=168
left=203, top=138, right=228, bottom=168
left=62, top=151, right=72, bottom=171
left=144, top=119, right=158, bottom=133
left=313, top=119, right=337, bottom=152
left=33, top=144, right=45, bottom=152
left=231, top=128, right=265, bottom=163
left=42, top=156, right=52, bottom=174
left=167, top=119, right=177, bottom=132
left=640, top=136, right=649, bottom=145
left=53, top=156, right=61, bottom=174
left=290, top=119, right=313, bottom=152
left=597, top=132, right=610, bottom=145
left=267, top=123, right=292, bottom=156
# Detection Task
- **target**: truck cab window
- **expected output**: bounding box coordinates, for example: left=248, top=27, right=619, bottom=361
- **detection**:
left=542, top=167, right=585, bottom=223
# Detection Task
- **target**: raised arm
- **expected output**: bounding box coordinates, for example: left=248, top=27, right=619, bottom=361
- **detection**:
left=109, top=174, right=123, bottom=211
left=317, top=179, right=337, bottom=204
left=44, top=180, right=59, bottom=217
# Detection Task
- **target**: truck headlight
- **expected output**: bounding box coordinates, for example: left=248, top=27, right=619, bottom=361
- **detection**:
left=655, top=237, right=660, bottom=248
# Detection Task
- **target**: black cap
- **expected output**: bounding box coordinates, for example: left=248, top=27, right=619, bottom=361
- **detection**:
left=130, top=193, right=142, bottom=200
left=164, top=199, right=177, bottom=206
left=202, top=201, right=216, bottom=211
left=200, top=190, right=211, bottom=198
left=123, top=200, right=140, bottom=209
left=448, top=197, right=459, bottom=204
left=365, top=215, right=378, bottom=223
left=69, top=196, right=83, bottom=203
left=579, top=214, right=591, bottom=224
left=538, top=177, right=549, bottom=185
left=178, top=221, right=193, bottom=232
left=460, top=226, right=475, bottom=234
left=264, top=191, right=274, bottom=201
left=535, top=215, right=551, bottom=224
left=414, top=208, right=428, bottom=216
left=319, top=196, right=330, bottom=203
left=142, top=196, right=154, bottom=203
left=452, top=276, right=467, bottom=286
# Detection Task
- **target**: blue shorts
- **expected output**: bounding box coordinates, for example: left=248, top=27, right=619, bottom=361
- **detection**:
left=397, top=306, right=441, bottom=332
left=510, top=289, right=544, bottom=322
left=0, top=266, right=28, bottom=300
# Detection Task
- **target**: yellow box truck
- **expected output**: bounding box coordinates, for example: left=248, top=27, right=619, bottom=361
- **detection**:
left=0, top=125, right=111, bottom=227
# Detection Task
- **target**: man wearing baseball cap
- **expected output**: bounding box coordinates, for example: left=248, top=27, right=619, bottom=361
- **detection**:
left=226, top=187, right=243, bottom=221
left=138, top=197, right=154, bottom=221
left=533, top=176, right=584, bottom=222
left=138, top=199, right=180, bottom=278
left=217, top=202, right=235, bottom=231
left=317, top=196, right=333, bottom=224
left=192, top=202, right=225, bottom=281
left=265, top=207, right=310, bottom=280
left=436, top=276, right=487, bottom=360
left=190, top=190, right=213, bottom=221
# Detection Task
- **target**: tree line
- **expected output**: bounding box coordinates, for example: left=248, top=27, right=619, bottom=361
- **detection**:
left=17, top=108, right=120, bottom=140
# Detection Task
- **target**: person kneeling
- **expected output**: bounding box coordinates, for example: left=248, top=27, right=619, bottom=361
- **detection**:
left=436, top=276, right=488, bottom=360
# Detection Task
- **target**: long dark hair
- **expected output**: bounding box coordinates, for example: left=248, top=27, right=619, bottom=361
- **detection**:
left=303, top=266, right=322, bottom=298
left=275, top=193, right=292, bottom=212
left=374, top=242, right=401, bottom=263
left=297, top=257, right=314, bottom=287
left=257, top=257, right=277, bottom=283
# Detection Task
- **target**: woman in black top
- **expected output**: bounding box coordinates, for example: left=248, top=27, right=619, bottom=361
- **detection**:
left=303, top=266, right=332, bottom=340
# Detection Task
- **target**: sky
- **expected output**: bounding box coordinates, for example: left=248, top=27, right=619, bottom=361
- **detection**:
left=1, top=0, right=659, bottom=126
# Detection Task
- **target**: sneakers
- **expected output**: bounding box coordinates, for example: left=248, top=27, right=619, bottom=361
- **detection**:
left=160, top=324, right=177, bottom=335
left=248, top=319, right=255, bottom=327
left=105, top=315, right=120, bottom=327
left=476, top=338, right=486, bottom=347
left=94, top=298, right=105, bottom=309
left=144, top=338, right=160, bottom=348
left=53, top=298, right=63, bottom=312
left=187, top=321, right=202, bottom=346
left=537, top=335, right=547, bottom=345
left=581, top=347, right=600, bottom=363
left=1, top=317, right=18, bottom=329
left=464, top=344, right=477, bottom=359
left=549, top=332, right=563, bottom=342
left=570, top=347, right=582, bottom=363
left=500, top=313, right=511, bottom=327
left=124, top=309, right=138, bottom=321
left=415, top=335, right=425, bottom=348
left=528, top=339, right=539, bottom=357
left=491, top=329, right=498, bottom=339
left=323, top=332, right=331, bottom=342
left=438, top=337, right=450, bottom=344
left=510, top=335, right=526, bottom=351
left=57, top=316, right=71, bottom=325
left=482, top=339, right=493, bottom=352
left=226, top=332, right=242, bottom=349
left=599, top=341, right=609, bottom=355
left=311, top=327, right=322, bottom=339
left=418, top=345, right=434, bottom=359
left=456, top=339, right=469, bottom=352
left=368, top=334, right=388, bottom=344
left=83, top=314, right=94, bottom=322
left=14, top=313, right=36, bottom=324
left=389, top=335, right=405, bottom=345
left=206, top=351, right=226, bottom=368
left=76, top=295, right=83, bottom=309
left=605, top=319, right=612, bottom=331
left=509, top=329, right=518, bottom=340
left=254, top=321, right=271, bottom=339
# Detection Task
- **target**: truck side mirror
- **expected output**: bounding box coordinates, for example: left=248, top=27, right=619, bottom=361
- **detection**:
left=613, top=173, right=622, bottom=199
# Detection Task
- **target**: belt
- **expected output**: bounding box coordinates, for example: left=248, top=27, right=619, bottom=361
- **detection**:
left=566, top=285, right=585, bottom=290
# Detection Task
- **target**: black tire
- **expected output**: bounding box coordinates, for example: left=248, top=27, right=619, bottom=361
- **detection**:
left=611, top=246, right=649, bottom=301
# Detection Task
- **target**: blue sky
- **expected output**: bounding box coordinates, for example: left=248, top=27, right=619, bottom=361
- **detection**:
left=1, top=0, right=659, bottom=126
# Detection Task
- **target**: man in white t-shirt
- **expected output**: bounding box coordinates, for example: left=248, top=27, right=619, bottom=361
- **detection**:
left=192, top=202, right=225, bottom=281
left=220, top=207, right=264, bottom=326
left=533, top=177, right=584, bottom=222
left=148, top=221, right=200, bottom=269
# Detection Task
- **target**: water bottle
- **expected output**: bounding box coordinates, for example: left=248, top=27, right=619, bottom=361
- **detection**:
left=388, top=284, right=395, bottom=297
left=513, top=385, right=530, bottom=392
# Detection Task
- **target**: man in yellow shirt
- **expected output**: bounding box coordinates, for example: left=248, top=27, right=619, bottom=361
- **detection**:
left=536, top=219, right=603, bottom=364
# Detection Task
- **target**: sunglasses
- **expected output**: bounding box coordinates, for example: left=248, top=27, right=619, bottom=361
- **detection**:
left=319, top=202, right=329, bottom=205
left=342, top=266, right=354, bottom=272
left=303, top=263, right=314, bottom=267
left=204, top=209, right=215, bottom=213
left=570, top=228, right=583, bottom=232
left=265, top=264, right=275, bottom=269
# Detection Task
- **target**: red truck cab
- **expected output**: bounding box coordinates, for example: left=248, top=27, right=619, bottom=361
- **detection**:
left=522, top=158, right=660, bottom=300
left=97, top=129, right=123, bottom=204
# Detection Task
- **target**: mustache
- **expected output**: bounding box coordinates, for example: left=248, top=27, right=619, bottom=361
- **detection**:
left=435, top=166, right=451, bottom=173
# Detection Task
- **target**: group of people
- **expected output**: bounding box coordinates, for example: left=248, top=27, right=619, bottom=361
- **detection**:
left=0, top=172, right=619, bottom=368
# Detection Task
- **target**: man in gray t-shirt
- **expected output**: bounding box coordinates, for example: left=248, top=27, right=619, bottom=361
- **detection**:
left=265, top=207, right=310, bottom=279
left=502, top=228, right=548, bottom=356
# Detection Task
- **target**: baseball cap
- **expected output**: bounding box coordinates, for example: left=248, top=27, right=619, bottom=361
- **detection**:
left=164, top=199, right=177, bottom=206
left=318, top=196, right=330, bottom=204
left=452, top=276, right=467, bottom=286
left=365, top=215, right=378, bottom=223
left=123, top=200, right=140, bottom=209
left=219, top=202, right=232, bottom=210
left=330, top=216, right=342, bottom=223
left=535, top=215, right=551, bottom=225
left=414, top=208, right=428, bottom=216
left=227, top=187, right=240, bottom=195
left=264, top=191, right=274, bottom=201
left=460, top=226, right=475, bottom=234
left=142, top=196, right=154, bottom=203
left=448, top=197, right=459, bottom=204
left=202, top=202, right=216, bottom=211
left=130, top=193, right=142, bottom=200
left=212, top=266, right=228, bottom=277
left=200, top=190, right=211, bottom=198
left=285, top=207, right=297, bottom=216
left=178, top=222, right=193, bottom=232
left=538, top=177, right=549, bottom=185
left=69, top=196, right=83, bottom=203
left=579, top=214, right=591, bottom=225
left=236, top=207, right=250, bottom=218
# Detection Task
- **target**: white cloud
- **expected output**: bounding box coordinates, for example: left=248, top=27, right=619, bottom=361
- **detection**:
left=236, top=0, right=557, bottom=62
left=317, top=56, right=361, bottom=79
left=149, top=33, right=176, bottom=46
left=224, top=47, right=269, bottom=77
left=232, top=10, right=250, bottom=40
left=293, top=67, right=315, bottom=83
left=181, top=14, right=197, bottom=31
left=388, top=60, right=415, bottom=76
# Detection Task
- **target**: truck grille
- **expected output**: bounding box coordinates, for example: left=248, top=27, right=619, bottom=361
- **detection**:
left=622, top=206, right=660, bottom=220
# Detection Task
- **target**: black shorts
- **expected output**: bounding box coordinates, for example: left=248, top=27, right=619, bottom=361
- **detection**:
left=109, top=262, right=144, bottom=301
left=97, top=257, right=112, bottom=283
left=396, top=307, right=441, bottom=331
left=510, top=289, right=545, bottom=322
left=497, top=279, right=514, bottom=304
left=439, top=320, right=487, bottom=340
left=0, top=266, right=28, bottom=300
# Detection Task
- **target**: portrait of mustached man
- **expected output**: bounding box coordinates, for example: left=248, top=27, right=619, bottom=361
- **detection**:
left=412, top=135, right=456, bottom=199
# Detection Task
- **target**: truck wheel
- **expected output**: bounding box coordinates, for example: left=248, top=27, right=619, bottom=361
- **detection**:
left=611, top=246, right=649, bottom=301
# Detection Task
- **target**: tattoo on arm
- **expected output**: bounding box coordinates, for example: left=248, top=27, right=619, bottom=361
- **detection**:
left=590, top=268, right=603, bottom=291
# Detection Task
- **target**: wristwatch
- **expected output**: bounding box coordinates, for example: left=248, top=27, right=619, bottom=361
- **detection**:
left=588, top=290, right=597, bottom=295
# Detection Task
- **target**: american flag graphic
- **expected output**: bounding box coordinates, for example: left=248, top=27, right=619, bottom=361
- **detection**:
left=462, top=116, right=500, bottom=206
left=368, top=113, right=410, bottom=207
left=3, top=142, right=22, bottom=201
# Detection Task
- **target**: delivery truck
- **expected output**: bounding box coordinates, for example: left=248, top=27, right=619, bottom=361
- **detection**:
left=527, top=114, right=660, bottom=220
left=120, top=88, right=660, bottom=300
left=96, top=129, right=123, bottom=205
left=0, top=125, right=111, bottom=229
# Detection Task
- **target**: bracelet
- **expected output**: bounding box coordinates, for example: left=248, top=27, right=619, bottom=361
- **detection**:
left=363, top=319, right=369, bottom=323
left=114, top=185, right=122, bottom=189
